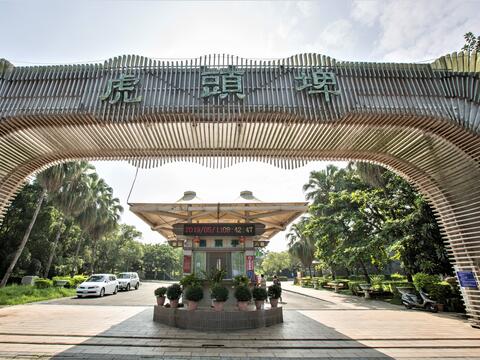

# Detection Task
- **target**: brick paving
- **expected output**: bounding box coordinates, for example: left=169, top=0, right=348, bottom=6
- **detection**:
left=0, top=282, right=478, bottom=359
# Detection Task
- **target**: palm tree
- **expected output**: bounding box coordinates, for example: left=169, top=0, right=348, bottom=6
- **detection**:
left=303, top=165, right=346, bottom=205
left=287, top=220, right=316, bottom=277
left=72, top=174, right=123, bottom=275
left=0, top=163, right=74, bottom=287
left=43, top=162, right=94, bottom=278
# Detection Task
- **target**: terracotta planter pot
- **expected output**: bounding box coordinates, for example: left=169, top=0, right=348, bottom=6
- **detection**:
left=270, top=298, right=279, bottom=308
left=213, top=301, right=224, bottom=312
left=188, top=300, right=198, bottom=311
left=169, top=299, right=179, bottom=308
left=156, top=296, right=165, bottom=306
left=237, top=301, right=249, bottom=311
left=255, top=300, right=264, bottom=310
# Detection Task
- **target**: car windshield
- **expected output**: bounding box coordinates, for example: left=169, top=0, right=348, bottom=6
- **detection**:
left=86, top=275, right=106, bottom=282
left=117, top=274, right=130, bottom=279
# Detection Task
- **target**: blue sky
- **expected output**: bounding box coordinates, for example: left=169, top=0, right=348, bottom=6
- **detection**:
left=1, top=0, right=478, bottom=250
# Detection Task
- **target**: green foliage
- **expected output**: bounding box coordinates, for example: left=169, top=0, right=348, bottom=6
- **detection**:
left=428, top=282, right=452, bottom=304
left=267, top=284, right=282, bottom=299
left=259, top=251, right=294, bottom=276
left=390, top=273, right=406, bottom=281
left=252, top=287, right=268, bottom=301
left=34, top=278, right=53, bottom=289
left=412, top=273, right=440, bottom=291
left=381, top=280, right=412, bottom=297
left=154, top=286, right=167, bottom=297
left=233, top=274, right=249, bottom=287
left=185, top=285, right=204, bottom=302
left=203, top=268, right=226, bottom=285
left=266, top=276, right=288, bottom=282
left=180, top=274, right=202, bottom=288
left=0, top=284, right=76, bottom=305
left=210, top=284, right=229, bottom=302
left=234, top=285, right=252, bottom=302
left=462, top=32, right=480, bottom=52
left=166, top=283, right=182, bottom=300
left=294, top=163, right=451, bottom=281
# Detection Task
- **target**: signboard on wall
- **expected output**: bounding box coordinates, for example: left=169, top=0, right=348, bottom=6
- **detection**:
left=457, top=271, right=478, bottom=289
left=173, top=223, right=265, bottom=237
left=183, top=255, right=192, bottom=273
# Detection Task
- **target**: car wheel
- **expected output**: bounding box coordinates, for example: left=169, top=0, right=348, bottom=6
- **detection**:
left=126, top=284, right=130, bottom=291
left=99, top=288, right=105, bottom=297
left=114, top=286, right=118, bottom=295
left=135, top=282, right=139, bottom=290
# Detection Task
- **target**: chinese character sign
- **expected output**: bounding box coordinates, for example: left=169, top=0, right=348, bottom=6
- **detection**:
left=100, top=74, right=142, bottom=104
left=201, top=66, right=245, bottom=100
left=183, top=255, right=192, bottom=273
left=295, top=69, right=340, bottom=102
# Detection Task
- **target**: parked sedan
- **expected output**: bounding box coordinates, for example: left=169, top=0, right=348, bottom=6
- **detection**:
left=76, top=274, right=118, bottom=297
left=117, top=272, right=140, bottom=291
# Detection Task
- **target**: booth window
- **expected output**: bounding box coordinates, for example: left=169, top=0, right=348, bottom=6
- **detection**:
left=231, top=252, right=245, bottom=277
left=215, top=239, right=223, bottom=248
left=199, top=239, right=206, bottom=247
left=193, top=252, right=206, bottom=277
left=231, top=239, right=239, bottom=247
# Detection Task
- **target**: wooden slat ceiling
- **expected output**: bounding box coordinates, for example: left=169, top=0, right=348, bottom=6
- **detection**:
left=129, top=202, right=308, bottom=241
left=0, top=52, right=480, bottom=326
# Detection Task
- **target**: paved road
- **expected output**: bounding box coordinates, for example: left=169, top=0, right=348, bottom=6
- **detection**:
left=47, top=281, right=330, bottom=310
left=1, top=281, right=479, bottom=359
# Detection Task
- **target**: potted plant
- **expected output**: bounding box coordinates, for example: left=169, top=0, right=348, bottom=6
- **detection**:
left=180, top=274, right=202, bottom=289
left=185, top=285, right=203, bottom=311
left=210, top=284, right=229, bottom=311
left=252, top=287, right=268, bottom=310
left=166, top=283, right=182, bottom=308
left=154, top=286, right=168, bottom=306
left=234, top=285, right=252, bottom=311
left=267, top=284, right=282, bottom=308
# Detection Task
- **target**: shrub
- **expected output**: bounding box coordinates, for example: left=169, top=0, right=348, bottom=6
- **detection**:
left=390, top=273, right=407, bottom=281
left=154, top=286, right=167, bottom=297
left=72, top=275, right=88, bottom=287
left=266, top=276, right=289, bottom=282
left=300, top=277, right=313, bottom=287
left=185, top=285, right=204, bottom=302
left=166, top=283, right=182, bottom=300
left=252, top=287, right=268, bottom=301
left=211, top=284, right=229, bottom=302
left=234, top=285, right=252, bottom=302
left=179, top=274, right=202, bottom=289
left=34, top=278, right=52, bottom=289
left=52, top=276, right=74, bottom=288
left=412, top=273, right=440, bottom=291
left=267, top=284, right=282, bottom=299
left=381, top=281, right=412, bottom=297
left=233, top=274, right=250, bottom=287
left=428, top=282, right=453, bottom=304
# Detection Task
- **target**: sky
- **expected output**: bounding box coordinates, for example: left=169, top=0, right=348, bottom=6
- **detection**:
left=1, top=0, right=479, bottom=251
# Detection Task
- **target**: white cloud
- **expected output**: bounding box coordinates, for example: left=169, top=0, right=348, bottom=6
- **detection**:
left=351, top=0, right=381, bottom=27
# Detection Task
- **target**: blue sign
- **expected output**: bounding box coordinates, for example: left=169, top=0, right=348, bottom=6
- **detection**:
left=457, top=271, right=478, bottom=289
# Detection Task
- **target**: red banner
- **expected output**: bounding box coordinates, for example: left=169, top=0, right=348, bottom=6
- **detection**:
left=246, top=255, right=254, bottom=271
left=183, top=255, right=192, bottom=273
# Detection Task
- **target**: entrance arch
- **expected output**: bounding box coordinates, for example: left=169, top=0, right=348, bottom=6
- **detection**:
left=1, top=53, right=479, bottom=326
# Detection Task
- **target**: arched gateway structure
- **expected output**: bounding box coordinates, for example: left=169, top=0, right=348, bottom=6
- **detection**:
left=0, top=53, right=480, bottom=325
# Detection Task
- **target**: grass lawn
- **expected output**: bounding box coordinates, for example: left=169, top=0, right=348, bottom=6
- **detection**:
left=0, top=284, right=76, bottom=305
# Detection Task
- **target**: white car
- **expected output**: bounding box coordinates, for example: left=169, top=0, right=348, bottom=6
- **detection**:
left=76, top=274, right=118, bottom=297
left=117, top=272, right=140, bottom=291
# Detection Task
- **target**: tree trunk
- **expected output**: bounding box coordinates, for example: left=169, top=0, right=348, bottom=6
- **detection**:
left=89, top=238, right=98, bottom=274
left=0, top=189, right=47, bottom=287
left=43, top=217, right=65, bottom=278
left=360, top=260, right=370, bottom=284
left=71, top=234, right=84, bottom=277
left=406, top=273, right=413, bottom=283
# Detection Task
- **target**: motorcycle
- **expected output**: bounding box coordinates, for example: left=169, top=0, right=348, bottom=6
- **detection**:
left=398, top=287, right=438, bottom=313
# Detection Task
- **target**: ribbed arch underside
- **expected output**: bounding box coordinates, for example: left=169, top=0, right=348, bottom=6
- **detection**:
left=0, top=112, right=480, bottom=326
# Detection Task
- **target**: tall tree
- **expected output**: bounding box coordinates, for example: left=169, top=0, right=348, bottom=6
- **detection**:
left=0, top=163, right=74, bottom=287
left=462, top=32, right=480, bottom=53
left=287, top=220, right=316, bottom=277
